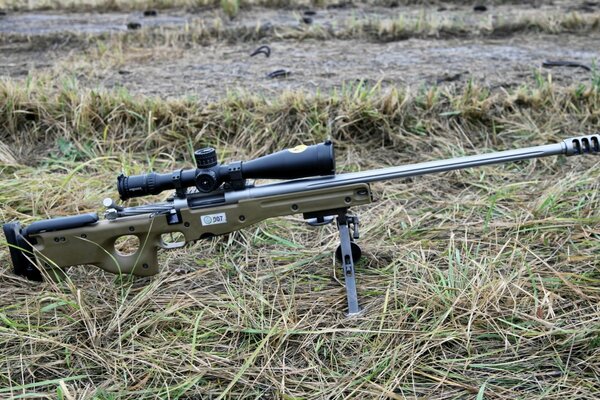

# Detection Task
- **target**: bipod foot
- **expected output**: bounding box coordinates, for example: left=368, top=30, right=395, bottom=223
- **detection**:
left=336, top=213, right=362, bottom=315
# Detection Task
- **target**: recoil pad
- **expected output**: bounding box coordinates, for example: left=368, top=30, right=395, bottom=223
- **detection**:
left=2, top=213, right=99, bottom=281
left=2, top=222, right=41, bottom=281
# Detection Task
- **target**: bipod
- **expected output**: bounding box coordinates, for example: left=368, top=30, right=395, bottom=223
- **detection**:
left=306, top=209, right=363, bottom=315
left=335, top=212, right=362, bottom=315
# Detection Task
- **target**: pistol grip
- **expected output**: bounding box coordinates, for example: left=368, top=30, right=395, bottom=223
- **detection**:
left=39, top=229, right=163, bottom=277
left=94, top=232, right=162, bottom=276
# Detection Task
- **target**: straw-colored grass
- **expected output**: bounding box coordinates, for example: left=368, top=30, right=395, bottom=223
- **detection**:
left=1, top=8, right=599, bottom=47
left=0, top=74, right=599, bottom=398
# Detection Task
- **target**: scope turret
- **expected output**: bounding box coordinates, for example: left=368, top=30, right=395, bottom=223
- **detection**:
left=117, top=141, right=335, bottom=200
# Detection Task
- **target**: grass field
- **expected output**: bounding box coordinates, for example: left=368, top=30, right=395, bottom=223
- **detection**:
left=1, top=1, right=599, bottom=399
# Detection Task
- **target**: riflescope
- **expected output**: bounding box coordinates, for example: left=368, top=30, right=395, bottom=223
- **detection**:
left=117, top=141, right=335, bottom=200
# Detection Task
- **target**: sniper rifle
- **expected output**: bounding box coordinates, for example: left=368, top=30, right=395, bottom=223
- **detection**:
left=3, top=135, right=599, bottom=315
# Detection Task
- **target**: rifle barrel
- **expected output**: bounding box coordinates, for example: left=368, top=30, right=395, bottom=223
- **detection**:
left=309, top=143, right=565, bottom=189
left=228, top=135, right=598, bottom=203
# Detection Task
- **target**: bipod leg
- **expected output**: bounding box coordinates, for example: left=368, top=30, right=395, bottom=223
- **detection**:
left=336, top=213, right=361, bottom=316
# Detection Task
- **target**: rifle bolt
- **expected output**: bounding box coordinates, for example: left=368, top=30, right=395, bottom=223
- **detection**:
left=105, top=208, right=118, bottom=220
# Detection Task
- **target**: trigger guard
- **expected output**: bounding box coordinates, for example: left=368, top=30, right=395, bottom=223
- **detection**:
left=159, top=234, right=187, bottom=250
left=159, top=241, right=187, bottom=250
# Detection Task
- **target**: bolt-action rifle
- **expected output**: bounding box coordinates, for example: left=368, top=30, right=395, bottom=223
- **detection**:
left=3, top=135, right=599, bottom=315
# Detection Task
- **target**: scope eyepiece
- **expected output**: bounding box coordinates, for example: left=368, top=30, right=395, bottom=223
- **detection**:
left=117, top=169, right=198, bottom=200
left=117, top=172, right=165, bottom=198
left=117, top=141, right=336, bottom=200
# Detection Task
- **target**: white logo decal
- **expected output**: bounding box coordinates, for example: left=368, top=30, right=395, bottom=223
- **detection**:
left=201, top=213, right=227, bottom=226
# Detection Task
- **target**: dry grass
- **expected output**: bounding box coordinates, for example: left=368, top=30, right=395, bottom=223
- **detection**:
left=1, top=72, right=599, bottom=160
left=0, top=74, right=599, bottom=398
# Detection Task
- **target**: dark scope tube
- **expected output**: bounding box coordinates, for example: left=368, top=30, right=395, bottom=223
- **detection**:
left=117, top=170, right=197, bottom=200
left=117, top=142, right=336, bottom=200
left=241, top=141, right=335, bottom=179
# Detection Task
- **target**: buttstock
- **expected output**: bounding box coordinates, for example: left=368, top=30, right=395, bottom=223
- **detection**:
left=4, top=214, right=169, bottom=278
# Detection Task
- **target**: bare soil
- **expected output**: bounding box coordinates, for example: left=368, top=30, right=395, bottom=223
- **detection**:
left=81, top=35, right=600, bottom=99
left=0, top=2, right=599, bottom=99
left=1, top=34, right=598, bottom=100
left=1, top=1, right=599, bottom=36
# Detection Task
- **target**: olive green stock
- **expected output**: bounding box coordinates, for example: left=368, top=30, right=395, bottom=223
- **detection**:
left=28, top=184, right=372, bottom=276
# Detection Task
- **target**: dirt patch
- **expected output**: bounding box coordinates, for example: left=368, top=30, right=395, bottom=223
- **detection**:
left=2, top=34, right=597, bottom=99
left=1, top=2, right=598, bottom=100
left=101, top=37, right=599, bottom=99
left=0, top=10, right=190, bottom=35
